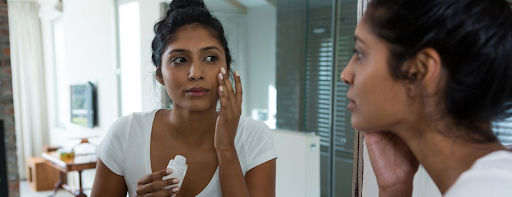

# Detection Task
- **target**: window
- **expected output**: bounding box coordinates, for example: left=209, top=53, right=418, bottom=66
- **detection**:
left=117, top=0, right=142, bottom=116
left=303, top=1, right=358, bottom=196
left=493, top=1, right=512, bottom=146
left=54, top=18, right=70, bottom=128
left=494, top=119, right=512, bottom=145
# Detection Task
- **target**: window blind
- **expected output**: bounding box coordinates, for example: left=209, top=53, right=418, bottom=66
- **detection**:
left=493, top=1, right=512, bottom=146
left=304, top=2, right=358, bottom=196
left=304, top=6, right=334, bottom=152
left=332, top=2, right=358, bottom=161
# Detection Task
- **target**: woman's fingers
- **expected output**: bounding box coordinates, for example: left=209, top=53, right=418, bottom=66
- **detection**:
left=218, top=73, right=231, bottom=114
left=220, top=68, right=238, bottom=114
left=136, top=169, right=182, bottom=195
left=150, top=186, right=181, bottom=197
left=234, top=71, right=243, bottom=114
left=138, top=168, right=171, bottom=185
left=138, top=179, right=177, bottom=194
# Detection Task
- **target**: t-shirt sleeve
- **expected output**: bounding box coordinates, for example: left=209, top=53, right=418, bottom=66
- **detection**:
left=242, top=118, right=278, bottom=171
left=96, top=116, right=129, bottom=176
left=445, top=168, right=512, bottom=197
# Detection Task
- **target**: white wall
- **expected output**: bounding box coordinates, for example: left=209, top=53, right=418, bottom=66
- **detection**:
left=41, top=0, right=118, bottom=192
left=246, top=5, right=276, bottom=118
left=139, top=0, right=167, bottom=112
left=273, top=129, right=320, bottom=197
left=48, top=0, right=118, bottom=150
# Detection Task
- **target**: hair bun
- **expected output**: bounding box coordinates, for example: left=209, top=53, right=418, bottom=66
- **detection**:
left=168, top=0, right=206, bottom=13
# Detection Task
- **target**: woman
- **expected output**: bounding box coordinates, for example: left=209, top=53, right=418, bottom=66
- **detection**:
left=91, top=0, right=276, bottom=196
left=341, top=0, right=512, bottom=196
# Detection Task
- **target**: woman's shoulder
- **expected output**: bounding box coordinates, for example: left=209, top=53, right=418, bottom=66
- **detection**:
left=235, top=116, right=274, bottom=145
left=445, top=150, right=512, bottom=197
left=237, top=116, right=272, bottom=134
left=107, top=109, right=159, bottom=138
left=110, top=110, right=159, bottom=128
left=472, top=150, right=512, bottom=170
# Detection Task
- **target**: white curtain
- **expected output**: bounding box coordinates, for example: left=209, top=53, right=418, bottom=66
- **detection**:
left=211, top=13, right=249, bottom=117
left=8, top=0, right=49, bottom=179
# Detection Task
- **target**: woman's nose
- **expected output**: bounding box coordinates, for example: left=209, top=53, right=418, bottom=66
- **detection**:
left=188, top=64, right=204, bottom=80
left=340, top=64, right=354, bottom=85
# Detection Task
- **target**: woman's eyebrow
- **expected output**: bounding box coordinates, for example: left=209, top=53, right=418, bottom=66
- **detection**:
left=201, top=46, right=223, bottom=54
left=168, top=48, right=188, bottom=55
left=354, top=35, right=369, bottom=48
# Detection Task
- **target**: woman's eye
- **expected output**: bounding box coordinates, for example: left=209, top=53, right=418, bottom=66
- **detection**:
left=204, top=56, right=218, bottom=62
left=353, top=49, right=363, bottom=60
left=172, top=57, right=187, bottom=64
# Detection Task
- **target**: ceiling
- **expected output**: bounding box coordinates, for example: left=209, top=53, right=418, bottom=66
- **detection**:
left=204, top=0, right=271, bottom=13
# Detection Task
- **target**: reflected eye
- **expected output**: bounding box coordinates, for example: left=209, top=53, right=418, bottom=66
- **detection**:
left=172, top=57, right=187, bottom=64
left=204, top=56, right=218, bottom=62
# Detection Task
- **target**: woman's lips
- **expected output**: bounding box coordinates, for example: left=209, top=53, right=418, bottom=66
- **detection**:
left=186, top=87, right=209, bottom=97
left=347, top=100, right=356, bottom=110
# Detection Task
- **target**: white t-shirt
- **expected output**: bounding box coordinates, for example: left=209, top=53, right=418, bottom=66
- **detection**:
left=445, top=150, right=512, bottom=197
left=96, top=109, right=277, bottom=197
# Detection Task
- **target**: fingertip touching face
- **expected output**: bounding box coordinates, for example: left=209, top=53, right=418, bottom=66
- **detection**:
left=158, top=23, right=228, bottom=111
left=340, top=17, right=416, bottom=132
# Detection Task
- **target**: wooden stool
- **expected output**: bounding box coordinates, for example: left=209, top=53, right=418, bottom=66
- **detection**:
left=26, top=156, right=61, bottom=191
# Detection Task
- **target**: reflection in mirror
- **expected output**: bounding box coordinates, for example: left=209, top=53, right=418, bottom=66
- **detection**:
left=11, top=0, right=360, bottom=196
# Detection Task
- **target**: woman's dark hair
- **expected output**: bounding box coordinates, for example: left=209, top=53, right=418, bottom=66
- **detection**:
left=366, top=0, right=512, bottom=142
left=151, top=0, right=232, bottom=78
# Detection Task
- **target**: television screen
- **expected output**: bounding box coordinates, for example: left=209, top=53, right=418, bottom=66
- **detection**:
left=70, top=82, right=96, bottom=128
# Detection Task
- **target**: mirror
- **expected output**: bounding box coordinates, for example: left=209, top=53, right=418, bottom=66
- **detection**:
left=15, top=0, right=360, bottom=196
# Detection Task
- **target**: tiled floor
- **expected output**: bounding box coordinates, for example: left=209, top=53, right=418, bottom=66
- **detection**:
left=20, top=181, right=91, bottom=197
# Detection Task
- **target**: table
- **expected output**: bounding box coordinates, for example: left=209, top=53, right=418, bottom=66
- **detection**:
left=41, top=151, right=97, bottom=197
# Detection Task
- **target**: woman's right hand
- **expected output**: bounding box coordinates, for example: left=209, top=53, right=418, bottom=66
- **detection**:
left=365, top=131, right=419, bottom=197
left=136, top=168, right=181, bottom=197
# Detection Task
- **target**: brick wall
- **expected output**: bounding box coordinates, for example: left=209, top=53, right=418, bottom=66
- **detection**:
left=275, top=0, right=307, bottom=131
left=1, top=0, right=19, bottom=197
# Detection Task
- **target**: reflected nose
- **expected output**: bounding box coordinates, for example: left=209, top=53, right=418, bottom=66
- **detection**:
left=188, top=64, right=204, bottom=81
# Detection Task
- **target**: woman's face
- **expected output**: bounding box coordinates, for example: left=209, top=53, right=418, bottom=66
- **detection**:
left=340, top=17, right=413, bottom=132
left=159, top=24, right=227, bottom=112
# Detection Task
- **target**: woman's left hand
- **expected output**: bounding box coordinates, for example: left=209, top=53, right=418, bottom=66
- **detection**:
left=215, top=67, right=242, bottom=152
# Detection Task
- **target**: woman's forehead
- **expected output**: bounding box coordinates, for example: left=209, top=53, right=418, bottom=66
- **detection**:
left=167, top=24, right=224, bottom=52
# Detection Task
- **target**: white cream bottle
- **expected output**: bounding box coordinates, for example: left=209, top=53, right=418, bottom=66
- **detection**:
left=162, top=155, right=188, bottom=190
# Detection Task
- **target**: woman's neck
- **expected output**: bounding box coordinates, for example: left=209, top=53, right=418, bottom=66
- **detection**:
left=395, top=121, right=505, bottom=194
left=165, top=105, right=218, bottom=144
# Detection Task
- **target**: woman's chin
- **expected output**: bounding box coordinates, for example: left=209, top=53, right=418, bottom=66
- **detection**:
left=351, top=117, right=380, bottom=132
left=174, top=101, right=217, bottom=112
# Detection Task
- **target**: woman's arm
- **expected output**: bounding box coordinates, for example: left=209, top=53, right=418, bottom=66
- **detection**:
left=91, top=158, right=128, bottom=197
left=245, top=159, right=276, bottom=196
left=217, top=149, right=276, bottom=197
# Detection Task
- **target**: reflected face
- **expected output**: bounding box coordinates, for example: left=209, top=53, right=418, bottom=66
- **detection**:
left=340, top=17, right=411, bottom=132
left=159, top=24, right=227, bottom=111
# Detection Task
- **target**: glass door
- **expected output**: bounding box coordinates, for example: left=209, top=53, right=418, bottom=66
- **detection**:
left=304, top=0, right=358, bottom=196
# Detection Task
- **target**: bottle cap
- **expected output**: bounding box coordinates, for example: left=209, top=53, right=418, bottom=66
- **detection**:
left=167, top=159, right=174, bottom=168
left=173, top=155, right=187, bottom=170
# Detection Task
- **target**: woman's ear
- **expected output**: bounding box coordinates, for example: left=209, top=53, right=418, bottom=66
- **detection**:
left=404, top=48, right=443, bottom=96
left=156, top=67, right=165, bottom=85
